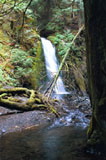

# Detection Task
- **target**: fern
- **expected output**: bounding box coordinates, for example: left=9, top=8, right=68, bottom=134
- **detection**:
left=11, top=48, right=34, bottom=84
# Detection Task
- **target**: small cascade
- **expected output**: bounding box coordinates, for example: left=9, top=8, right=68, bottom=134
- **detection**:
left=41, top=37, right=68, bottom=96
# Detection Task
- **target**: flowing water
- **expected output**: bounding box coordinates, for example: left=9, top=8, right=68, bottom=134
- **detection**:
left=0, top=39, right=105, bottom=160
left=0, top=95, right=105, bottom=160
left=41, top=38, right=68, bottom=95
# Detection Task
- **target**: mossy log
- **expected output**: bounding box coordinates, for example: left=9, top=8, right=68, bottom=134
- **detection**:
left=0, top=87, right=59, bottom=117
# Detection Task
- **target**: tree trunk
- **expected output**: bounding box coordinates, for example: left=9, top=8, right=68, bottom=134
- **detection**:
left=83, top=0, right=106, bottom=150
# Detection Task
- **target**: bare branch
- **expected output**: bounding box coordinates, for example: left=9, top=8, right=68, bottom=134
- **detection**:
left=21, top=0, right=33, bottom=29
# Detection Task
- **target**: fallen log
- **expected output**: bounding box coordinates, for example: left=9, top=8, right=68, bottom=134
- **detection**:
left=0, top=87, right=59, bottom=117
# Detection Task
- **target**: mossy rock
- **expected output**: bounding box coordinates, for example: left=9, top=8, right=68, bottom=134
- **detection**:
left=21, top=28, right=40, bottom=49
left=47, top=35, right=57, bottom=45
left=73, top=66, right=86, bottom=93
left=29, top=40, right=46, bottom=89
left=0, top=28, right=10, bottom=43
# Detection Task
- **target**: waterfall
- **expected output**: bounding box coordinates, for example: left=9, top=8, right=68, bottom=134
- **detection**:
left=41, top=37, right=68, bottom=96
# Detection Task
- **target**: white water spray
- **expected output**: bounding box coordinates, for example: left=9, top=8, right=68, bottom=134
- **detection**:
left=41, top=37, right=67, bottom=95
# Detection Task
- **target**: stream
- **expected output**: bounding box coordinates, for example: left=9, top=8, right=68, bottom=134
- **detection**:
left=0, top=112, right=105, bottom=160
left=0, top=125, right=89, bottom=160
left=0, top=95, right=105, bottom=160
left=0, top=39, right=106, bottom=160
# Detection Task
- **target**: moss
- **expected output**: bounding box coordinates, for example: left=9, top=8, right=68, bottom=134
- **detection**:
left=29, top=41, right=46, bottom=89
left=0, top=87, right=59, bottom=116
left=0, top=28, right=15, bottom=86
left=87, top=112, right=106, bottom=147
left=22, top=28, right=40, bottom=49
left=0, top=26, right=42, bottom=88
left=73, top=67, right=86, bottom=92
left=87, top=130, right=102, bottom=146
left=87, top=117, right=93, bottom=138
left=87, top=118, right=100, bottom=146
left=47, top=35, right=56, bottom=44
left=0, top=10, right=42, bottom=88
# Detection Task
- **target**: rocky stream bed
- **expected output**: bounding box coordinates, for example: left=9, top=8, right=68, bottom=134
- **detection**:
left=1, top=94, right=106, bottom=160
left=0, top=93, right=91, bottom=136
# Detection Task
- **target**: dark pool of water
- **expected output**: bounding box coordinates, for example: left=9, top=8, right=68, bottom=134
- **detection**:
left=0, top=95, right=105, bottom=160
left=0, top=124, right=106, bottom=160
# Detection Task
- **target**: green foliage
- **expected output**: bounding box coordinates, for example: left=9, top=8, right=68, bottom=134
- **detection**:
left=0, top=0, right=6, bottom=3
left=49, top=29, right=85, bottom=66
left=0, top=0, right=34, bottom=20
left=0, top=67, right=5, bottom=83
left=50, top=31, right=76, bottom=56
left=14, top=1, right=34, bottom=17
left=28, top=48, right=36, bottom=56
left=45, top=0, right=84, bottom=32
left=0, top=48, right=35, bottom=87
left=0, top=66, right=18, bottom=86
left=0, top=43, right=3, bottom=49
left=11, top=48, right=34, bottom=83
left=0, top=0, right=84, bottom=32
left=30, top=0, right=54, bottom=29
left=0, top=0, right=13, bottom=4
left=14, top=2, right=28, bottom=11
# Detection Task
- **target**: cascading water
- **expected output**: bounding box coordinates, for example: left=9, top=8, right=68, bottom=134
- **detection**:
left=41, top=37, right=67, bottom=96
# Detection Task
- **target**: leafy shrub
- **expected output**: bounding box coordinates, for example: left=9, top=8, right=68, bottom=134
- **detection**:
left=50, top=31, right=76, bottom=56
left=0, top=66, right=19, bottom=86
left=0, top=67, right=5, bottom=83
left=45, top=0, right=84, bottom=32
left=11, top=48, right=34, bottom=85
left=49, top=29, right=84, bottom=66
